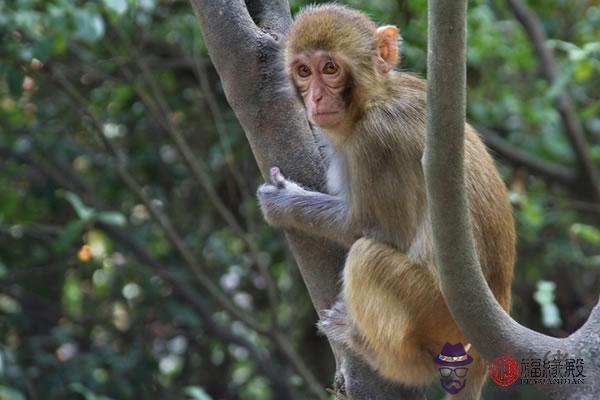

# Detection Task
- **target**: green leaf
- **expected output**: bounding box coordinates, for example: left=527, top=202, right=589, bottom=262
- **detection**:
left=53, top=32, right=68, bottom=55
left=521, top=197, right=544, bottom=229
left=72, top=9, right=105, bottom=42
left=70, top=383, right=116, bottom=400
left=6, top=67, right=24, bottom=98
left=96, top=211, right=127, bottom=227
left=139, top=0, right=157, bottom=12
left=582, top=42, right=600, bottom=53
left=32, top=36, right=54, bottom=62
left=62, top=191, right=95, bottom=221
left=547, top=72, right=570, bottom=100
left=0, top=386, right=25, bottom=400
left=581, top=101, right=600, bottom=119
left=14, top=10, right=42, bottom=36
left=53, top=220, right=85, bottom=252
left=591, top=146, right=600, bottom=165
left=63, top=273, right=83, bottom=318
left=570, top=223, right=600, bottom=245
left=0, top=295, right=21, bottom=314
left=573, top=60, right=594, bottom=82
left=103, top=0, right=128, bottom=15
left=533, top=280, right=562, bottom=328
left=184, top=387, right=213, bottom=400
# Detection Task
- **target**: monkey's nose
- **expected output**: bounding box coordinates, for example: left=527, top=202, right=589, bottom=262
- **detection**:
left=311, top=90, right=324, bottom=102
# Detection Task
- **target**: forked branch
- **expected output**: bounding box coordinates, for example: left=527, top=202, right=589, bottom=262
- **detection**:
left=426, top=1, right=600, bottom=398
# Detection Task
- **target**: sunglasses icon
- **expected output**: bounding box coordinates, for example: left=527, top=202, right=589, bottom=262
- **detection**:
left=439, top=367, right=468, bottom=378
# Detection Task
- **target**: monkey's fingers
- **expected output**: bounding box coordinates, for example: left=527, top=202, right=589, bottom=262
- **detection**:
left=270, top=166, right=286, bottom=188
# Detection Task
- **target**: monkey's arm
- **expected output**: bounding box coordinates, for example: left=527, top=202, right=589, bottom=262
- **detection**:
left=257, top=167, right=357, bottom=246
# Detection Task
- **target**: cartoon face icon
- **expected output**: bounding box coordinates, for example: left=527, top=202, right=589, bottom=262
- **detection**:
left=438, top=366, right=468, bottom=395
left=433, top=342, right=473, bottom=395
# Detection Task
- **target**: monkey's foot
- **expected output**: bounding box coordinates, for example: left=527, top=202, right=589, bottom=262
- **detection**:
left=319, top=301, right=352, bottom=344
left=334, top=373, right=347, bottom=400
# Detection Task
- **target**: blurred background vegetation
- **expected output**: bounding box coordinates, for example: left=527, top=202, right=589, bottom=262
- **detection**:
left=0, top=0, right=599, bottom=399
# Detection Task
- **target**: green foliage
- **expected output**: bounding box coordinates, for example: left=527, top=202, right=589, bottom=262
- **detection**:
left=0, top=0, right=598, bottom=399
left=185, top=386, right=213, bottom=400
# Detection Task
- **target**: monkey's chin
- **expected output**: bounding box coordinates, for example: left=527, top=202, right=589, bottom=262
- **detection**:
left=311, top=112, right=342, bottom=130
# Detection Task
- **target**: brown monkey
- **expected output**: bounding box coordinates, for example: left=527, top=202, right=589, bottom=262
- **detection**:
left=257, top=4, right=515, bottom=398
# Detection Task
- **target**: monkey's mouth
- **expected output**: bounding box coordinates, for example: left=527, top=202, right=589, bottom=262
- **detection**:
left=314, top=111, right=339, bottom=116
left=312, top=111, right=342, bottom=128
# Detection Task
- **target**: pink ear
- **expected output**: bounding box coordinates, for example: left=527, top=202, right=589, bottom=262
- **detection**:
left=376, top=25, right=400, bottom=72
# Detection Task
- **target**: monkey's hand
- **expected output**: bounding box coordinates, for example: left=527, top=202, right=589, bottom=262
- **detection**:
left=256, top=167, right=307, bottom=228
left=257, top=167, right=352, bottom=244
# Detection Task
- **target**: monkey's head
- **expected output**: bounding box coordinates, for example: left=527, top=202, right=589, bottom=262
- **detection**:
left=285, top=5, right=400, bottom=133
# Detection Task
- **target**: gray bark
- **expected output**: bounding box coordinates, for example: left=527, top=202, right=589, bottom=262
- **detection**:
left=424, top=1, right=600, bottom=399
left=190, top=0, right=422, bottom=398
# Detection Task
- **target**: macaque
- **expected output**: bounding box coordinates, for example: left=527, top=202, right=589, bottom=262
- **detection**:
left=257, top=4, right=515, bottom=398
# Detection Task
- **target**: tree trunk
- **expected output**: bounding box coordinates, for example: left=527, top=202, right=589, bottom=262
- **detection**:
left=190, top=0, right=423, bottom=398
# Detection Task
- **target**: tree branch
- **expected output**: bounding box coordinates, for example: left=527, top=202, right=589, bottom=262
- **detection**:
left=480, top=128, right=576, bottom=186
left=506, top=0, right=600, bottom=201
left=426, top=1, right=600, bottom=398
left=246, top=0, right=292, bottom=33
left=0, top=146, right=78, bottom=192
left=425, top=0, right=552, bottom=359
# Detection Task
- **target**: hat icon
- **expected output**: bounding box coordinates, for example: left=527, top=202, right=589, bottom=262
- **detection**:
left=433, top=343, right=473, bottom=367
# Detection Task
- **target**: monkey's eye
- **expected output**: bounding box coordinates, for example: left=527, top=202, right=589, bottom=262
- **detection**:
left=323, top=61, right=339, bottom=75
left=297, top=64, right=311, bottom=78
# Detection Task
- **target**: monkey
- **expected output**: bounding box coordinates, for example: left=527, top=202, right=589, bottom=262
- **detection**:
left=257, top=4, right=515, bottom=399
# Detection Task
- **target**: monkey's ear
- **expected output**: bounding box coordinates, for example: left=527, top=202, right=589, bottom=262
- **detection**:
left=376, top=25, right=400, bottom=73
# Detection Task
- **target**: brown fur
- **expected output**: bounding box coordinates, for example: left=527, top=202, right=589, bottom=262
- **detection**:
left=283, top=5, right=515, bottom=398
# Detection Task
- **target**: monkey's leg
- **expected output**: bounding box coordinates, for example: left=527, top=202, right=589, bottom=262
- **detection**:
left=343, top=238, right=466, bottom=387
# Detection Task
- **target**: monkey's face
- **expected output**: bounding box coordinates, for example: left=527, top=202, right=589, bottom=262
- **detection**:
left=290, top=51, right=349, bottom=131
